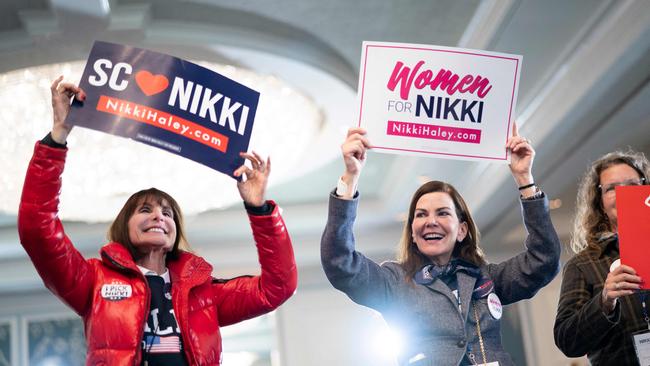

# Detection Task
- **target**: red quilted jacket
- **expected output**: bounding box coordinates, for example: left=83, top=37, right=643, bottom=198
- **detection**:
left=18, top=142, right=298, bottom=365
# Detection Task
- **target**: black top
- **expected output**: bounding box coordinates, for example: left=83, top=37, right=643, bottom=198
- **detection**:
left=141, top=274, right=188, bottom=366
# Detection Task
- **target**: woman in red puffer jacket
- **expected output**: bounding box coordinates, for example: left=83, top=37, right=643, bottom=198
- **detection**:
left=18, top=77, right=297, bottom=366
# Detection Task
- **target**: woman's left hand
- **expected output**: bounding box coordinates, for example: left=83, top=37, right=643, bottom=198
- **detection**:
left=234, top=151, right=270, bottom=207
left=506, top=122, right=535, bottom=186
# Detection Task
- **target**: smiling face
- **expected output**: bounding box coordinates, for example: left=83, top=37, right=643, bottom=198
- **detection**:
left=127, top=199, right=177, bottom=253
left=598, top=163, right=642, bottom=230
left=411, top=192, right=468, bottom=266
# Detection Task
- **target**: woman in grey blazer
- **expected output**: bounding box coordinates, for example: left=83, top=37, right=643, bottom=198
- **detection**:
left=321, top=126, right=561, bottom=366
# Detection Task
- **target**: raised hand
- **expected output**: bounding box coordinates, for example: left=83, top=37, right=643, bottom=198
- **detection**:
left=601, top=264, right=642, bottom=314
left=506, top=122, right=535, bottom=188
left=234, top=151, right=270, bottom=207
left=339, top=127, right=371, bottom=199
left=50, top=76, right=86, bottom=144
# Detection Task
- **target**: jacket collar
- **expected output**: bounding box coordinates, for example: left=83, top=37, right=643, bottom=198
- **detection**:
left=167, top=251, right=213, bottom=285
left=414, top=259, right=484, bottom=321
left=100, top=242, right=213, bottom=283
left=100, top=243, right=140, bottom=273
left=419, top=270, right=477, bottom=322
left=413, top=258, right=481, bottom=285
left=590, top=233, right=619, bottom=259
left=599, top=233, right=618, bottom=249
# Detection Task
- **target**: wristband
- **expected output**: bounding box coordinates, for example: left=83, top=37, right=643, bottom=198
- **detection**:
left=518, top=182, right=535, bottom=191
left=521, top=187, right=544, bottom=200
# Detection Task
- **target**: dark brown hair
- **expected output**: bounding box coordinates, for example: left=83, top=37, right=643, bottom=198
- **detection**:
left=397, top=181, right=485, bottom=280
left=108, top=188, right=188, bottom=261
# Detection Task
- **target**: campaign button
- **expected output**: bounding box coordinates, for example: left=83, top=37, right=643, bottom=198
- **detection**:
left=487, top=292, right=502, bottom=319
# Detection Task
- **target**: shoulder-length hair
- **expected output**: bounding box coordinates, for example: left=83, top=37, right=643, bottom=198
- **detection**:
left=571, top=150, right=650, bottom=254
left=108, top=188, right=189, bottom=261
left=397, top=180, right=485, bottom=280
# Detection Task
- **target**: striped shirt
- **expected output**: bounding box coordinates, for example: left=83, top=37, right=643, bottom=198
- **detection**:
left=554, top=236, right=649, bottom=365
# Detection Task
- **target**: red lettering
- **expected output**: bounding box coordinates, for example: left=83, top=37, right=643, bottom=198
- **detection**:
left=414, top=69, right=433, bottom=89
left=457, top=75, right=475, bottom=93
left=472, top=75, right=492, bottom=98
left=387, top=61, right=425, bottom=100
left=386, top=60, right=493, bottom=100
left=430, top=69, right=460, bottom=96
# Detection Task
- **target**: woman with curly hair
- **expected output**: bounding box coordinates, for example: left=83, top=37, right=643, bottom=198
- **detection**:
left=554, top=149, right=650, bottom=365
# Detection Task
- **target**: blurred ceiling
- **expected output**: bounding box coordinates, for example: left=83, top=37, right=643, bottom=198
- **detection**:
left=0, top=0, right=649, bottom=295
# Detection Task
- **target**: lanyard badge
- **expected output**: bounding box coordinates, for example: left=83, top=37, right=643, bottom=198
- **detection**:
left=633, top=292, right=650, bottom=364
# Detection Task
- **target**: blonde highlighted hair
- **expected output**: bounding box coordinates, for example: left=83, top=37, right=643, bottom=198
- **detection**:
left=571, top=150, right=649, bottom=253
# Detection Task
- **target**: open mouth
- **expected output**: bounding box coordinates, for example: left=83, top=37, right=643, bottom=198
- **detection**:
left=145, top=227, right=166, bottom=234
left=422, top=232, right=444, bottom=241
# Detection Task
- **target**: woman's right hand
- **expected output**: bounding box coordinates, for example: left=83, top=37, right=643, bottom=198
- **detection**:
left=339, top=127, right=370, bottom=198
left=51, top=76, right=86, bottom=144
left=601, top=264, right=642, bottom=314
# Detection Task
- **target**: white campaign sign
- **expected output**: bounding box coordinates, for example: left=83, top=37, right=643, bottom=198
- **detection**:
left=357, top=41, right=522, bottom=162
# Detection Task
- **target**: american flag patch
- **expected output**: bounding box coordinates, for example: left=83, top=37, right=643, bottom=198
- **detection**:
left=144, top=335, right=182, bottom=353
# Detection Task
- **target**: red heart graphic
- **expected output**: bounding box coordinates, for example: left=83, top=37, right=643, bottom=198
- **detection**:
left=135, top=70, right=169, bottom=96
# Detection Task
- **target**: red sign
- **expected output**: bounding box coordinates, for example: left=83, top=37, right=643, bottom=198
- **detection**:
left=616, top=185, right=650, bottom=289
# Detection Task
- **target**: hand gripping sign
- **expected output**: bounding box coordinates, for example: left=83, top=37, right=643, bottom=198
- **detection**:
left=66, top=41, right=259, bottom=179
left=357, top=41, right=522, bottom=162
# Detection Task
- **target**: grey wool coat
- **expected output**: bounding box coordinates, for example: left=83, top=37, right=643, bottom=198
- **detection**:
left=320, top=191, right=561, bottom=366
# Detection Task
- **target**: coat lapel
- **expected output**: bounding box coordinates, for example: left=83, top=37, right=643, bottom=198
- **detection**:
left=457, top=271, right=477, bottom=322
left=424, top=279, right=462, bottom=316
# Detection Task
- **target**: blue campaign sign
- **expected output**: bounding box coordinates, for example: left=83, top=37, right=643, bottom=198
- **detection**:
left=66, top=41, right=259, bottom=179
